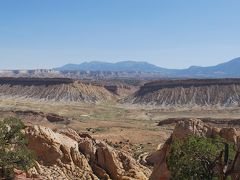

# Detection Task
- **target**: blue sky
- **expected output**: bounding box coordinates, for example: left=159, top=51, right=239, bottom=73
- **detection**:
left=0, top=0, right=240, bottom=69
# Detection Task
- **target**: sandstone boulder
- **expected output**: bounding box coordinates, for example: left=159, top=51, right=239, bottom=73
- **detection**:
left=26, top=125, right=96, bottom=179
left=26, top=125, right=150, bottom=180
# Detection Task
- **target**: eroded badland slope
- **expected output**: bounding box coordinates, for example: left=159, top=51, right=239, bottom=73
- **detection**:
left=0, top=77, right=115, bottom=103
left=125, top=78, right=240, bottom=107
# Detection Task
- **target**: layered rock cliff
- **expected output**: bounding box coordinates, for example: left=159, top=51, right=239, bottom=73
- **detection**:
left=125, top=78, right=240, bottom=107
left=25, top=125, right=151, bottom=180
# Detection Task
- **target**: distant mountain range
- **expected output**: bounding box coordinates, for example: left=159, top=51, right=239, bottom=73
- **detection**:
left=55, top=57, right=240, bottom=78
left=171, top=57, right=240, bottom=78
left=55, top=61, right=164, bottom=73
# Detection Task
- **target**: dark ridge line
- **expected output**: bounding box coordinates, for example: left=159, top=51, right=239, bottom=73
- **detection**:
left=144, top=78, right=240, bottom=87
left=0, top=77, right=74, bottom=86
left=158, top=117, right=240, bottom=127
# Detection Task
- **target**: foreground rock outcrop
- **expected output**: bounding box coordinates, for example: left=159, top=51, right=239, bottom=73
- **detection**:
left=25, top=125, right=150, bottom=180
left=125, top=78, right=240, bottom=107
left=147, top=118, right=240, bottom=180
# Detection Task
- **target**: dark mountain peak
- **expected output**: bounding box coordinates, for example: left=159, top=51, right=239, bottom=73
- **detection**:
left=227, top=57, right=240, bottom=62
left=115, top=60, right=148, bottom=64
left=188, top=65, right=202, bottom=69
left=216, top=57, right=240, bottom=67
left=81, top=61, right=111, bottom=65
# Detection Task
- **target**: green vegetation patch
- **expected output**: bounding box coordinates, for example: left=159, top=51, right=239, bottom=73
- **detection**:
left=167, top=135, right=235, bottom=180
left=0, top=117, right=35, bottom=179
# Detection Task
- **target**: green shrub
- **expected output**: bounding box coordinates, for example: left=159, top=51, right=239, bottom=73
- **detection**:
left=167, top=135, right=235, bottom=180
left=0, top=117, right=35, bottom=179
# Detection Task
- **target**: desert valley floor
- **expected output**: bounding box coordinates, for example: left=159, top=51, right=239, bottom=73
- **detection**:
left=1, top=97, right=240, bottom=155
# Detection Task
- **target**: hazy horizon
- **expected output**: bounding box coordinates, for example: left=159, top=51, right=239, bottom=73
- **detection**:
left=1, top=57, right=240, bottom=71
left=1, top=0, right=240, bottom=69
